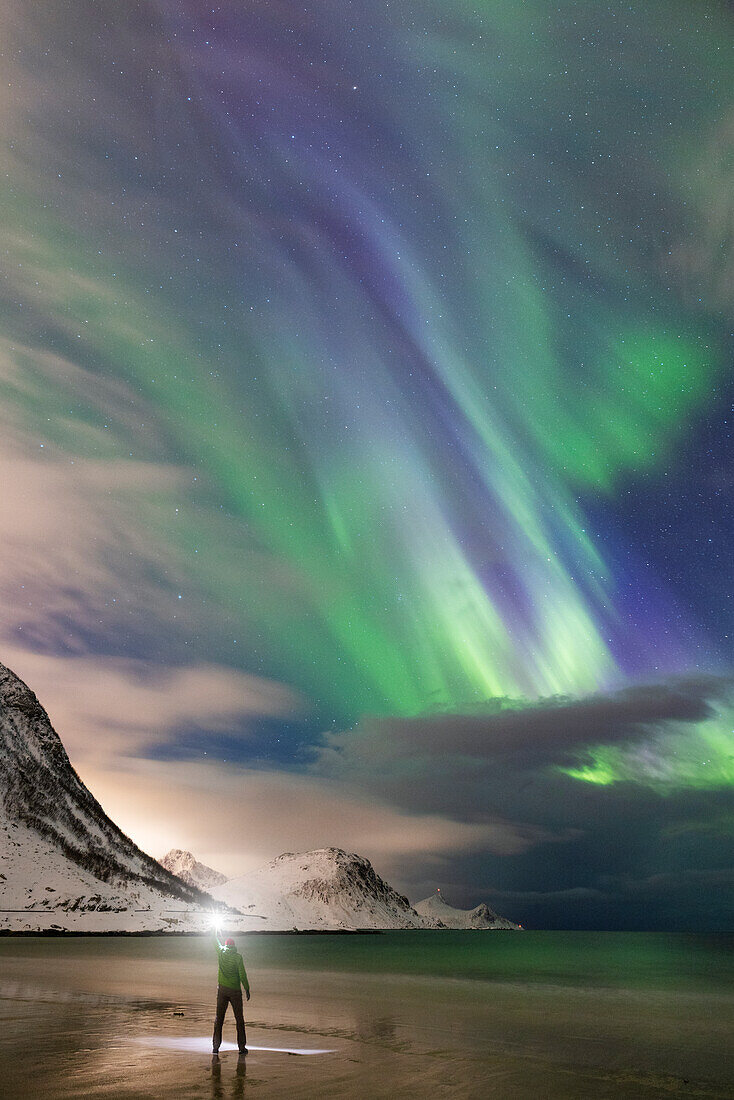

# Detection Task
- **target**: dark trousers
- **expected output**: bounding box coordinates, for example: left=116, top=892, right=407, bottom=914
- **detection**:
left=213, top=985, right=247, bottom=1052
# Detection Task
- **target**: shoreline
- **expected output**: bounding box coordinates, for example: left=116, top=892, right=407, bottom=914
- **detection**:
left=0, top=927, right=387, bottom=937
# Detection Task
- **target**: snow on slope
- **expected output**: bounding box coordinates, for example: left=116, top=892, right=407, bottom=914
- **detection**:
left=414, top=891, right=520, bottom=929
left=212, top=848, right=427, bottom=930
left=0, top=661, right=214, bottom=931
left=160, top=849, right=227, bottom=891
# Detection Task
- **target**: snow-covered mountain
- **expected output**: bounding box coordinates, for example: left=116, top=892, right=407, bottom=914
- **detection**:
left=160, top=849, right=227, bottom=891
left=211, top=847, right=427, bottom=930
left=0, top=658, right=522, bottom=934
left=414, top=891, right=520, bottom=930
left=0, top=661, right=214, bottom=932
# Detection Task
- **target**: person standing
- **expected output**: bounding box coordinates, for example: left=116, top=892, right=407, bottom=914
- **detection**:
left=212, top=933, right=251, bottom=1056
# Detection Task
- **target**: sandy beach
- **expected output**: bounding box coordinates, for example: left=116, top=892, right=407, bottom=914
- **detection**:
left=0, top=933, right=732, bottom=1098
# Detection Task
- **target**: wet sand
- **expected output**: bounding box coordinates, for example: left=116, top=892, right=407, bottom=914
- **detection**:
left=0, top=935, right=732, bottom=1098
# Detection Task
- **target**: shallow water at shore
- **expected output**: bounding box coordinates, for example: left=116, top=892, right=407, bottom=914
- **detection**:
left=0, top=932, right=732, bottom=1098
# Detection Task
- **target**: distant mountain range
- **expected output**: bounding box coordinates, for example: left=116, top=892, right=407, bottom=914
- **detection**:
left=415, top=891, right=520, bottom=930
left=207, top=847, right=520, bottom=931
left=0, top=660, right=519, bottom=933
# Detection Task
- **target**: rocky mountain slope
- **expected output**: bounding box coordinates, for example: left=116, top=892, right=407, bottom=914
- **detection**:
left=0, top=661, right=213, bottom=931
left=414, top=891, right=520, bottom=929
left=160, top=849, right=228, bottom=891
left=211, top=847, right=428, bottom=930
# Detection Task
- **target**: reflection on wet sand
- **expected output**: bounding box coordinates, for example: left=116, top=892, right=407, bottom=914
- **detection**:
left=211, top=1052, right=248, bottom=1099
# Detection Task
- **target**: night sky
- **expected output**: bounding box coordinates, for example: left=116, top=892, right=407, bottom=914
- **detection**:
left=1, top=1, right=733, bottom=929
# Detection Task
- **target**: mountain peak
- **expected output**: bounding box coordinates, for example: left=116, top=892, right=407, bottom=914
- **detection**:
left=160, top=849, right=228, bottom=890
left=212, top=847, right=425, bottom=930
left=273, top=847, right=367, bottom=871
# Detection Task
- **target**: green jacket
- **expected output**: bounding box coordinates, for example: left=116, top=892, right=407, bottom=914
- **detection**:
left=215, top=937, right=250, bottom=993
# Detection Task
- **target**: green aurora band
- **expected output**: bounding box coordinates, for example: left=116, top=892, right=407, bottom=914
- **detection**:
left=0, top=0, right=732, bottom=787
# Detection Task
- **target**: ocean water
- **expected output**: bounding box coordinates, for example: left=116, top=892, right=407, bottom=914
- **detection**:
left=0, top=931, right=732, bottom=1098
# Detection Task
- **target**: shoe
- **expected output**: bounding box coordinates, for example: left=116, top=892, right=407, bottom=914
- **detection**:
left=238, top=1048, right=248, bottom=1056
left=212, top=1051, right=220, bottom=1058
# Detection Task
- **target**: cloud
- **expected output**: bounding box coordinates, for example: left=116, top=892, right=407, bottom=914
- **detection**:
left=670, top=107, right=734, bottom=316
left=0, top=645, right=305, bottom=761
left=0, top=339, right=308, bottom=674
left=298, top=681, right=734, bottom=924
left=481, top=867, right=734, bottom=931
left=600, top=867, right=734, bottom=896
left=0, top=395, right=202, bottom=660
left=1, top=644, right=557, bottom=879
left=316, top=678, right=728, bottom=773
left=77, top=757, right=528, bottom=880
left=484, top=886, right=607, bottom=903
left=311, top=678, right=734, bottom=825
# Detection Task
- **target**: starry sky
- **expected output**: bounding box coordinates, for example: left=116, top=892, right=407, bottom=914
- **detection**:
left=1, top=1, right=733, bottom=929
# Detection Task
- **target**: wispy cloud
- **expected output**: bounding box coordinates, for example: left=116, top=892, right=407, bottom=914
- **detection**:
left=0, top=646, right=305, bottom=762
left=79, top=756, right=523, bottom=880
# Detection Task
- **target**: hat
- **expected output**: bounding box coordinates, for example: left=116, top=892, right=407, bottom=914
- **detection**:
left=225, top=938, right=235, bottom=947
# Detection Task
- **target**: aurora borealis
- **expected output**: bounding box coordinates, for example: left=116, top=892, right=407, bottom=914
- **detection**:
left=1, top=1, right=733, bottom=928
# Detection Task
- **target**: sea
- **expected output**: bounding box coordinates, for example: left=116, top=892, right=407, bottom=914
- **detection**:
left=0, top=931, right=732, bottom=1098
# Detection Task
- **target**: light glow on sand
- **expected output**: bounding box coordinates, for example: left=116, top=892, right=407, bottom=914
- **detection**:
left=134, top=1037, right=336, bottom=1056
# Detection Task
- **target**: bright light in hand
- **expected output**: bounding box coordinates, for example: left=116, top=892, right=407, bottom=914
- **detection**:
left=209, top=913, right=222, bottom=931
